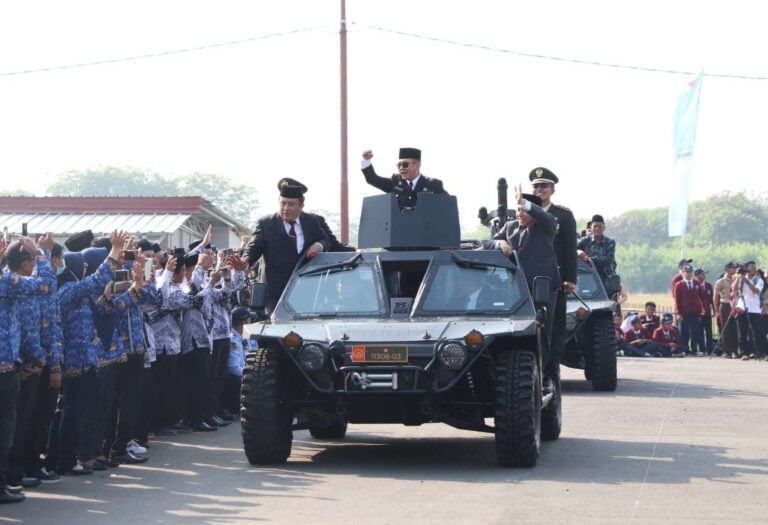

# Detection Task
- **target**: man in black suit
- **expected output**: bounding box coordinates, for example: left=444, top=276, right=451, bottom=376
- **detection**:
left=245, top=179, right=344, bottom=313
left=529, top=167, right=578, bottom=371
left=481, top=185, right=561, bottom=380
left=360, top=147, right=447, bottom=209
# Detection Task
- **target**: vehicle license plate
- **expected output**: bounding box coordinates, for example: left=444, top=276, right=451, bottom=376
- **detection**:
left=351, top=345, right=408, bottom=363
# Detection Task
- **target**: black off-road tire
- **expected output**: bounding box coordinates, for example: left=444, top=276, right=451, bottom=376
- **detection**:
left=540, top=363, right=562, bottom=441
left=587, top=315, right=618, bottom=392
left=309, top=420, right=348, bottom=440
left=494, top=350, right=542, bottom=467
left=240, top=348, right=293, bottom=464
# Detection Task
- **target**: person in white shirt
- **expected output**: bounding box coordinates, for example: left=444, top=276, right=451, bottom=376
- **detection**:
left=734, top=261, right=767, bottom=360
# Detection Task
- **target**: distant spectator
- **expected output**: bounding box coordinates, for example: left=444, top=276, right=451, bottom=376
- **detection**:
left=714, top=262, right=738, bottom=358
left=673, top=264, right=706, bottom=355
left=640, top=302, right=660, bottom=335
left=622, top=316, right=668, bottom=357
left=671, top=258, right=693, bottom=296
left=577, top=214, right=616, bottom=287
left=695, top=268, right=715, bottom=355
left=734, top=261, right=767, bottom=361
left=652, top=314, right=680, bottom=357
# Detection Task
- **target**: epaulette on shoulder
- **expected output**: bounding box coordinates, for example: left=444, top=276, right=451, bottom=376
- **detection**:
left=551, top=203, right=571, bottom=212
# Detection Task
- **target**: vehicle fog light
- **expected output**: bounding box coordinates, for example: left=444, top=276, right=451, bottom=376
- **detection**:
left=298, top=343, right=326, bottom=372
left=439, top=342, right=467, bottom=370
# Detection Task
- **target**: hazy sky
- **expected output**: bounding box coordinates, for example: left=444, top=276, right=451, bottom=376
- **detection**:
left=1, top=0, right=767, bottom=233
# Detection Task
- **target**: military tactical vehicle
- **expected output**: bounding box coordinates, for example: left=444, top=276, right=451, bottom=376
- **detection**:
left=241, top=193, right=561, bottom=468
left=563, top=259, right=621, bottom=391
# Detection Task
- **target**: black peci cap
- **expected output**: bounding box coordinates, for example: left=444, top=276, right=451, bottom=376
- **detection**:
left=398, top=147, right=421, bottom=161
left=529, top=167, right=559, bottom=184
left=137, top=239, right=153, bottom=252
left=591, top=214, right=605, bottom=224
left=522, top=193, right=543, bottom=207
left=183, top=253, right=199, bottom=268
left=64, top=230, right=94, bottom=253
left=277, top=178, right=308, bottom=199
left=231, top=306, right=254, bottom=324
left=151, top=243, right=162, bottom=253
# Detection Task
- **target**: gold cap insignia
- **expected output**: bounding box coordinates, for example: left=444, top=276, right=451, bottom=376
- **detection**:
left=535, top=168, right=543, bottom=177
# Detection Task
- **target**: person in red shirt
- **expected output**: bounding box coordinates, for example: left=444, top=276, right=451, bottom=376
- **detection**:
left=695, top=268, right=715, bottom=355
left=673, top=264, right=706, bottom=355
left=652, top=314, right=680, bottom=357
left=623, top=316, right=668, bottom=357
left=639, top=301, right=661, bottom=335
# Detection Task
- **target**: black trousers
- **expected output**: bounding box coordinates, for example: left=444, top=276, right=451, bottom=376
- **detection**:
left=746, top=313, right=768, bottom=357
left=105, top=354, right=144, bottom=456
left=550, top=289, right=566, bottom=366
left=90, top=364, right=119, bottom=459
left=179, top=345, right=209, bottom=426
left=23, top=367, right=59, bottom=476
left=222, top=373, right=241, bottom=415
left=59, top=368, right=97, bottom=471
left=701, top=315, right=714, bottom=354
left=209, top=338, right=231, bottom=418
left=736, top=314, right=753, bottom=356
left=151, top=353, right=178, bottom=429
left=0, top=369, right=20, bottom=489
left=136, top=367, right=152, bottom=444
left=680, top=313, right=704, bottom=354
left=8, top=373, right=41, bottom=482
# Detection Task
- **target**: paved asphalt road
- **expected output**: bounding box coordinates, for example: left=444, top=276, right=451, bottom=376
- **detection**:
left=4, top=357, right=768, bottom=524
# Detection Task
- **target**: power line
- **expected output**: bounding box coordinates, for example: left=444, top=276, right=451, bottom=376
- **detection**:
left=353, top=22, right=768, bottom=81
left=0, top=25, right=328, bottom=77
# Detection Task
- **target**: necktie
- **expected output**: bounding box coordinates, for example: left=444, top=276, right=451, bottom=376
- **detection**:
left=409, top=181, right=415, bottom=191
left=688, top=281, right=693, bottom=292
left=287, top=221, right=297, bottom=252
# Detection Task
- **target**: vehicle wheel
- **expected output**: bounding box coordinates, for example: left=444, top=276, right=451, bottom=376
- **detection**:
left=587, top=315, right=618, bottom=392
left=494, top=350, right=541, bottom=467
left=309, top=420, right=348, bottom=440
left=240, top=348, right=293, bottom=464
left=540, top=363, right=562, bottom=441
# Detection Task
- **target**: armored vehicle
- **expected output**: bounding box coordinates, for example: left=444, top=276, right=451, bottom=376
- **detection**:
left=241, top=193, right=561, bottom=468
left=562, top=259, right=621, bottom=391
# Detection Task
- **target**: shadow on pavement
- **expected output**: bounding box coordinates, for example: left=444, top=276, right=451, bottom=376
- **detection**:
left=562, top=378, right=768, bottom=399
left=286, top=433, right=768, bottom=485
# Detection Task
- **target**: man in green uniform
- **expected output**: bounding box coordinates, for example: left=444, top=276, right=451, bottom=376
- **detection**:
left=530, top=167, right=578, bottom=383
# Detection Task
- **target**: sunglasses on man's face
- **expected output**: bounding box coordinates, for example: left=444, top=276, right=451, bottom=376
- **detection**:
left=533, top=183, right=553, bottom=189
left=397, top=161, right=415, bottom=169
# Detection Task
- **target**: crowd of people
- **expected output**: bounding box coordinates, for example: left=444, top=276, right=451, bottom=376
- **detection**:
left=0, top=226, right=257, bottom=504
left=614, top=258, right=768, bottom=360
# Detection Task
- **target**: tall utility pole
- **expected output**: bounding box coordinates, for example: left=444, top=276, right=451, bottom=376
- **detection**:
left=339, top=0, right=349, bottom=243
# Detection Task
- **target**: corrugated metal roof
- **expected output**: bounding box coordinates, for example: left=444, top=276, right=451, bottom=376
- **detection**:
left=0, top=213, right=191, bottom=235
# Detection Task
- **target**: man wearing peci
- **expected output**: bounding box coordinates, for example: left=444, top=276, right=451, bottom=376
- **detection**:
left=246, top=178, right=347, bottom=314
left=361, top=147, right=447, bottom=209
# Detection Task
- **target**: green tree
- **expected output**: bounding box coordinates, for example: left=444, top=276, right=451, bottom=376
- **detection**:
left=175, top=172, right=259, bottom=227
left=0, top=189, right=34, bottom=196
left=47, top=166, right=173, bottom=196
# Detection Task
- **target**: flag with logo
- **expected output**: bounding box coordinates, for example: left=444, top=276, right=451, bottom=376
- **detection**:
left=668, top=73, right=703, bottom=237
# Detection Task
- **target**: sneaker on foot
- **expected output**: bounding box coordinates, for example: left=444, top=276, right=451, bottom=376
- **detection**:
left=33, top=468, right=61, bottom=484
left=127, top=440, right=148, bottom=455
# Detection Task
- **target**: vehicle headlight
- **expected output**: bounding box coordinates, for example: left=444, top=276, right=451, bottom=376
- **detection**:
left=298, top=343, right=326, bottom=372
left=439, top=342, right=467, bottom=370
left=565, top=313, right=578, bottom=332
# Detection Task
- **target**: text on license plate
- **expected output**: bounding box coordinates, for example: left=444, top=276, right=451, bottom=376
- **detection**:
left=351, top=345, right=408, bottom=363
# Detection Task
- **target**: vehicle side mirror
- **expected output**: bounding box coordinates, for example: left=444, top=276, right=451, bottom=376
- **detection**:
left=250, top=282, right=267, bottom=310
left=605, top=274, right=621, bottom=296
left=532, top=276, right=551, bottom=308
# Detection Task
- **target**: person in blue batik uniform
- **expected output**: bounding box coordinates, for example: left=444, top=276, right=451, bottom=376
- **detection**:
left=222, top=307, right=257, bottom=414
left=0, top=235, right=56, bottom=504
left=55, top=231, right=125, bottom=475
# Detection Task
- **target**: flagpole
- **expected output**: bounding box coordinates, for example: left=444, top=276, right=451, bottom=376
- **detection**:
left=339, top=0, right=349, bottom=244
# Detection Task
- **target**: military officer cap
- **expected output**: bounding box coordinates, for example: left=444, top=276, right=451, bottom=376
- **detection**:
left=661, top=314, right=674, bottom=324
left=278, top=178, right=308, bottom=199
left=529, top=167, right=559, bottom=185
left=4, top=241, right=33, bottom=269
left=398, top=147, right=421, bottom=161
left=64, top=230, right=94, bottom=252
left=591, top=214, right=605, bottom=224
left=522, top=193, right=543, bottom=207
left=137, top=239, right=153, bottom=252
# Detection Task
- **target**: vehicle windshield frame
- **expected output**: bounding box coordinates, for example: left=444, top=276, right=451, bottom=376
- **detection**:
left=414, top=260, right=529, bottom=316
left=569, top=268, right=608, bottom=300
left=282, top=260, right=387, bottom=318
